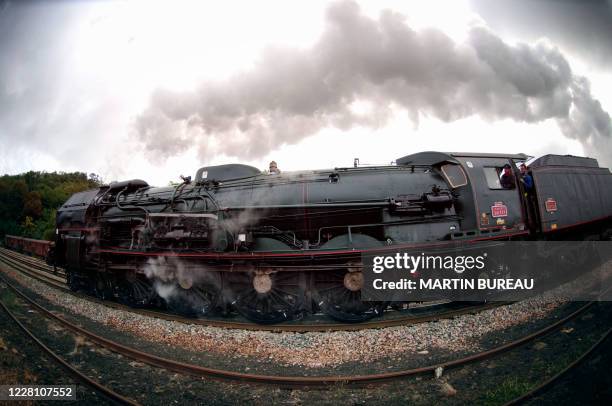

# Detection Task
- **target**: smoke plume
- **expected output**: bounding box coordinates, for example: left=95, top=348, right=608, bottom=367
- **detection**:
left=135, top=0, right=611, bottom=163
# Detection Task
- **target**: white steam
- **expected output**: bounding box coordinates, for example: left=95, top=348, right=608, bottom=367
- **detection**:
left=143, top=256, right=219, bottom=302
left=135, top=0, right=611, bottom=164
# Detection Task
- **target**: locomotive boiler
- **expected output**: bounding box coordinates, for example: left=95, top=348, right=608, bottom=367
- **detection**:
left=53, top=151, right=612, bottom=323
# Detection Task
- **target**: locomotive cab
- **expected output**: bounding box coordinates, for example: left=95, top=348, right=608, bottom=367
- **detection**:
left=397, top=152, right=530, bottom=239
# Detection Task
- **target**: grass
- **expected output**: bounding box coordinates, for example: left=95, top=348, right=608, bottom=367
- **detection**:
left=477, top=336, right=598, bottom=405
left=480, top=376, right=533, bottom=405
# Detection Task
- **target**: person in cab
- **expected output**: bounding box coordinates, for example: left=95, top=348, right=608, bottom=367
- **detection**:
left=519, top=163, right=533, bottom=193
left=269, top=161, right=281, bottom=174
left=500, top=164, right=516, bottom=189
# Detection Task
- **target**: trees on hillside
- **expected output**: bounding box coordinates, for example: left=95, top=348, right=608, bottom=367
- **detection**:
left=0, top=171, right=102, bottom=241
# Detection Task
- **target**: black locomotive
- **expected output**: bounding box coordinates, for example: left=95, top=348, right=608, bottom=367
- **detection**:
left=53, top=151, right=612, bottom=323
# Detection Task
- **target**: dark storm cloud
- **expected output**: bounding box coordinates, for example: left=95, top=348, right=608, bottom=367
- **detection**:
left=0, top=1, right=124, bottom=173
left=471, top=0, right=612, bottom=68
left=135, top=0, right=611, bottom=163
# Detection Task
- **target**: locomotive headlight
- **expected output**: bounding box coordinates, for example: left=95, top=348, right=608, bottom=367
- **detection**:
left=238, top=233, right=246, bottom=242
left=449, top=225, right=456, bottom=231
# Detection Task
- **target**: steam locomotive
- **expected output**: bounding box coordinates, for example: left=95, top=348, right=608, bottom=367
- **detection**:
left=53, top=151, right=612, bottom=323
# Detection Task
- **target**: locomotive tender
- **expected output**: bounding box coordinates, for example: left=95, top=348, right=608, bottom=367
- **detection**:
left=53, top=151, right=612, bottom=323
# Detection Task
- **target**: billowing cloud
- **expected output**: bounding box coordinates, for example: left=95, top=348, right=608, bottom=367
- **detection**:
left=471, top=0, right=612, bottom=69
left=136, top=1, right=611, bottom=164
left=0, top=1, right=128, bottom=174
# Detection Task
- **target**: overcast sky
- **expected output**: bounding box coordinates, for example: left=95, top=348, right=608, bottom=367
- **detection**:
left=1, top=0, right=611, bottom=185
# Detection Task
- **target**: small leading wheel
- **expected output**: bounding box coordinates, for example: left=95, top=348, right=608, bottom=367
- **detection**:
left=93, top=273, right=113, bottom=300
left=229, top=271, right=303, bottom=324
left=315, top=269, right=386, bottom=323
left=167, top=284, right=219, bottom=317
left=66, top=270, right=80, bottom=292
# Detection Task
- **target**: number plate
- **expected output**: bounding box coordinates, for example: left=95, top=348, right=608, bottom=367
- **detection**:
left=491, top=202, right=508, bottom=218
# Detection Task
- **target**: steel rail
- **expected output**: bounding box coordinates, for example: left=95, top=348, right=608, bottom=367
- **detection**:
left=0, top=255, right=66, bottom=290
left=0, top=248, right=61, bottom=274
left=0, top=247, right=62, bottom=276
left=0, top=296, right=141, bottom=405
left=0, top=251, right=64, bottom=281
left=502, top=327, right=612, bottom=406
left=0, top=275, right=595, bottom=387
left=0, top=255, right=65, bottom=283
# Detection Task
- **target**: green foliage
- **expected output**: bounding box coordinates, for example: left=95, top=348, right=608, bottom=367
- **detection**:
left=481, top=376, right=533, bottom=405
left=0, top=171, right=102, bottom=241
left=23, top=191, right=43, bottom=218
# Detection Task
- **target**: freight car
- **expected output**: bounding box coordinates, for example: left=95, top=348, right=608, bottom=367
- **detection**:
left=5, top=235, right=54, bottom=264
left=52, top=151, right=612, bottom=323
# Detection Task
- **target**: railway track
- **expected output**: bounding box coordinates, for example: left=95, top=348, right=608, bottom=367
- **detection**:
left=0, top=248, right=66, bottom=289
left=0, top=247, right=64, bottom=276
left=503, top=327, right=612, bottom=406
left=0, top=294, right=140, bottom=405
left=0, top=247, right=499, bottom=332
left=0, top=274, right=600, bottom=388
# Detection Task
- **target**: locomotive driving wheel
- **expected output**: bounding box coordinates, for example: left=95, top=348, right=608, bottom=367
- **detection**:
left=117, top=273, right=155, bottom=307
left=315, top=268, right=386, bottom=323
left=167, top=284, right=220, bottom=317
left=229, top=270, right=303, bottom=324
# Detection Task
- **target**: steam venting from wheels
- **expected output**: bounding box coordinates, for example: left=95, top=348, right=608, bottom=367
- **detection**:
left=135, top=0, right=611, bottom=164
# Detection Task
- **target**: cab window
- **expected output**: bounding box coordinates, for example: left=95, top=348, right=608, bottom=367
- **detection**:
left=440, top=164, right=467, bottom=188
left=484, top=166, right=516, bottom=189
